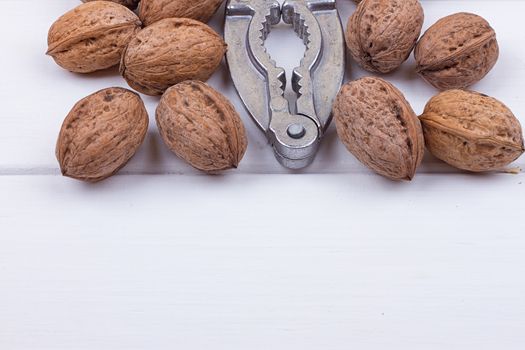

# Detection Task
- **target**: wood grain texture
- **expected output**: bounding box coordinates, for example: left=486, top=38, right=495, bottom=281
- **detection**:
left=1, top=174, right=525, bottom=349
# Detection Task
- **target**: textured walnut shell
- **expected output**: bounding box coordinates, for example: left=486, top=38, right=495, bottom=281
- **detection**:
left=81, top=0, right=140, bottom=10
left=333, top=77, right=424, bottom=181
left=156, top=81, right=247, bottom=172
left=415, top=13, right=499, bottom=90
left=139, top=0, right=223, bottom=26
left=56, top=87, right=149, bottom=182
left=120, top=18, right=226, bottom=96
left=420, top=90, right=524, bottom=172
left=47, top=2, right=141, bottom=73
left=346, top=0, right=424, bottom=73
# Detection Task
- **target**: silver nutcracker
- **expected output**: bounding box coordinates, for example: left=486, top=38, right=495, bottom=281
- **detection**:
left=225, top=0, right=345, bottom=169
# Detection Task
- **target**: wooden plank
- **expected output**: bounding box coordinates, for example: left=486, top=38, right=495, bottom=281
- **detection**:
left=1, top=173, right=524, bottom=349
left=1, top=1, right=525, bottom=349
left=0, top=0, right=523, bottom=174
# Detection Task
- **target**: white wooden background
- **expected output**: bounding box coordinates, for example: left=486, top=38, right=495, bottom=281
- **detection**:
left=1, top=1, right=524, bottom=349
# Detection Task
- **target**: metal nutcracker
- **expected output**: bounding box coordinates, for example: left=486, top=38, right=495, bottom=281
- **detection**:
left=225, top=0, right=345, bottom=169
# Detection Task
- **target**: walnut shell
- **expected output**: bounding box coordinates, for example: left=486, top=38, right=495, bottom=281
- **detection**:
left=81, top=0, right=140, bottom=10
left=156, top=81, right=247, bottom=172
left=419, top=90, right=524, bottom=172
left=56, top=87, right=149, bottom=182
left=47, top=2, right=141, bottom=73
left=120, top=18, right=226, bottom=96
left=345, top=0, right=424, bottom=73
left=139, top=0, right=223, bottom=26
left=333, top=77, right=424, bottom=181
left=415, top=13, right=499, bottom=90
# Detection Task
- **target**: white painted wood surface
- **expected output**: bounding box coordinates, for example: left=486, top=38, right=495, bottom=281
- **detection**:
left=1, top=1, right=524, bottom=349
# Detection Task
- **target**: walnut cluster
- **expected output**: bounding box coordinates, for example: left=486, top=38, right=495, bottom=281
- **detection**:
left=346, top=1, right=499, bottom=89
left=334, top=0, right=523, bottom=180
left=48, top=1, right=248, bottom=182
left=46, top=0, right=524, bottom=182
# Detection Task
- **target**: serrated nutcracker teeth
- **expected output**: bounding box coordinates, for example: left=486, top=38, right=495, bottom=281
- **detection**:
left=250, top=6, right=286, bottom=96
left=284, top=0, right=323, bottom=126
left=225, top=0, right=345, bottom=169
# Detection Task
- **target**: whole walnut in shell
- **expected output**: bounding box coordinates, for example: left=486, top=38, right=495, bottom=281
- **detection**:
left=415, top=13, right=499, bottom=90
left=346, top=0, right=424, bottom=73
left=56, top=87, right=149, bottom=182
left=333, top=77, right=425, bottom=181
left=139, top=0, right=224, bottom=26
left=156, top=81, right=247, bottom=172
left=120, top=18, right=227, bottom=96
left=420, top=90, right=524, bottom=172
left=82, top=0, right=140, bottom=10
left=47, top=2, right=141, bottom=73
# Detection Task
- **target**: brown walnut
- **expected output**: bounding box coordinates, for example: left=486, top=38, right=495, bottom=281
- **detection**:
left=415, top=13, right=499, bottom=90
left=139, top=0, right=224, bottom=26
left=333, top=77, right=425, bottom=181
left=120, top=18, right=227, bottom=96
left=156, top=81, right=248, bottom=172
left=419, top=90, right=524, bottom=172
left=81, top=0, right=140, bottom=10
left=56, top=87, right=149, bottom=182
left=47, top=2, right=141, bottom=73
left=345, top=0, right=424, bottom=73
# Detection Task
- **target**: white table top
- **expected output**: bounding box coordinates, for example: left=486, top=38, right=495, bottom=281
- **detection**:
left=1, top=1, right=524, bottom=349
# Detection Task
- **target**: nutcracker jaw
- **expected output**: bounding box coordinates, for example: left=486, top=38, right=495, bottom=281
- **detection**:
left=225, top=0, right=345, bottom=169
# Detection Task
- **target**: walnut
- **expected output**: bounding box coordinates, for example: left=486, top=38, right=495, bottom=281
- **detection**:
left=415, top=13, right=499, bottom=90
left=47, top=2, right=141, bottom=73
left=345, top=0, right=424, bottom=73
left=56, top=88, right=149, bottom=182
left=156, top=81, right=247, bottom=172
left=333, top=77, right=425, bottom=180
left=120, top=18, right=226, bottom=96
left=420, top=90, right=524, bottom=172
